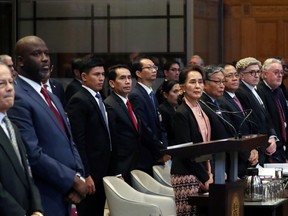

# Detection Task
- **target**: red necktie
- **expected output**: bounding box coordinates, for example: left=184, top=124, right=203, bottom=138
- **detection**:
left=126, top=100, right=138, bottom=131
left=40, top=87, right=66, bottom=132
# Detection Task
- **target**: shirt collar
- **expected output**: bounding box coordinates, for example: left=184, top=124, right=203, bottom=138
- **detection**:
left=138, top=82, right=153, bottom=95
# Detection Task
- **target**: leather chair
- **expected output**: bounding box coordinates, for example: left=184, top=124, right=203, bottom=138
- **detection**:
left=130, top=169, right=175, bottom=198
left=152, top=165, right=172, bottom=187
left=103, top=176, right=176, bottom=216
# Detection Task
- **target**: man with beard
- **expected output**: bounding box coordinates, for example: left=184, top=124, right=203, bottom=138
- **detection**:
left=8, top=36, right=87, bottom=216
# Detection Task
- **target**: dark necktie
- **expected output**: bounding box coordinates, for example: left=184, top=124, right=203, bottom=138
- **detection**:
left=95, top=93, right=112, bottom=150
left=213, top=99, right=220, bottom=110
left=273, top=91, right=287, bottom=142
left=3, top=116, right=23, bottom=166
left=149, top=91, right=157, bottom=114
left=126, top=100, right=138, bottom=131
left=233, top=95, right=244, bottom=112
left=40, top=87, right=66, bottom=132
left=96, top=93, right=108, bottom=127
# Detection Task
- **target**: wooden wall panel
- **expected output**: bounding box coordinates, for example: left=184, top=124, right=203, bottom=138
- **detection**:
left=255, top=21, right=278, bottom=60
left=224, top=0, right=288, bottom=63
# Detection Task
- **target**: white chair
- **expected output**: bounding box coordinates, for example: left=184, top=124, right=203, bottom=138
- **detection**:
left=103, top=176, right=176, bottom=216
left=153, top=165, right=172, bottom=187
left=131, top=169, right=175, bottom=198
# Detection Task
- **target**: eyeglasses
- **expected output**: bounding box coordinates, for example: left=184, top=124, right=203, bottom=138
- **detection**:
left=206, top=79, right=226, bottom=85
left=142, top=65, right=158, bottom=71
left=269, top=70, right=284, bottom=76
left=243, top=70, right=260, bottom=76
left=7, top=65, right=14, bottom=68
left=225, top=72, right=239, bottom=79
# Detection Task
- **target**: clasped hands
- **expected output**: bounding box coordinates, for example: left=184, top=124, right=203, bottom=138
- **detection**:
left=66, top=174, right=89, bottom=204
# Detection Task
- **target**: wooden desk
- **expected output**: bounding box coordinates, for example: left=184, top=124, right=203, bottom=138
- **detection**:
left=244, top=199, right=288, bottom=216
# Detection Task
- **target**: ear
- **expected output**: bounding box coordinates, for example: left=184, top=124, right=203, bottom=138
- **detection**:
left=109, top=80, right=115, bottom=89
left=135, top=70, right=141, bottom=79
left=17, top=56, right=24, bottom=67
left=163, top=91, right=168, bottom=99
left=164, top=70, right=168, bottom=77
left=81, top=72, right=87, bottom=82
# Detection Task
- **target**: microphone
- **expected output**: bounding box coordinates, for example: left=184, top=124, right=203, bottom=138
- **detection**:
left=200, top=100, right=238, bottom=139
left=203, top=100, right=255, bottom=139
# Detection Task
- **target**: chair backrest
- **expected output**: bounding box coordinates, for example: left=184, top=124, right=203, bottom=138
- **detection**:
left=103, top=176, right=176, bottom=216
left=153, top=165, right=172, bottom=187
left=131, top=169, right=175, bottom=198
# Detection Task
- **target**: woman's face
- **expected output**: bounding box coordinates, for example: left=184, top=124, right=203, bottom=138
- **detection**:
left=164, top=83, right=180, bottom=107
left=183, top=70, right=204, bottom=102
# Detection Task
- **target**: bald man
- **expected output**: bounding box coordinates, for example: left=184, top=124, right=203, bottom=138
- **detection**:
left=8, top=36, right=87, bottom=216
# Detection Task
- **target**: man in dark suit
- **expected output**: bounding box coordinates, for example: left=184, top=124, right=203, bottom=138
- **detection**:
left=42, top=65, right=66, bottom=107
left=257, top=58, right=288, bottom=161
left=66, top=55, right=111, bottom=216
left=235, top=57, right=278, bottom=163
left=8, top=36, right=87, bottom=216
left=218, top=63, right=263, bottom=177
left=200, top=65, right=235, bottom=139
left=65, top=58, right=82, bottom=103
left=129, top=56, right=171, bottom=175
left=0, top=63, right=43, bottom=216
left=104, top=64, right=140, bottom=185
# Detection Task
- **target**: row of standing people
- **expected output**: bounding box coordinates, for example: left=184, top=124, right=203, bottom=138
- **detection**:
left=1, top=35, right=287, bottom=216
left=0, top=35, right=171, bottom=216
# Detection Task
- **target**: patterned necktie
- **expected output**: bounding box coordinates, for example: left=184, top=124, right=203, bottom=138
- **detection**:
left=3, top=116, right=23, bottom=167
left=126, top=100, right=138, bottom=131
left=40, top=87, right=66, bottom=132
left=233, top=95, right=244, bottom=112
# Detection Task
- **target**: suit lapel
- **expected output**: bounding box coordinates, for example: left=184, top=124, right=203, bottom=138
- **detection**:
left=111, top=92, right=138, bottom=132
left=223, top=92, right=241, bottom=112
left=19, top=78, right=70, bottom=139
left=82, top=88, right=110, bottom=132
left=0, top=127, right=29, bottom=188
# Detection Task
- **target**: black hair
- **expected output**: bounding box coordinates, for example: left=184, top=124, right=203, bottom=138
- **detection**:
left=179, top=65, right=203, bottom=85
left=163, top=60, right=180, bottom=71
left=80, top=54, right=104, bottom=74
left=108, top=64, right=130, bottom=81
left=162, top=80, right=179, bottom=94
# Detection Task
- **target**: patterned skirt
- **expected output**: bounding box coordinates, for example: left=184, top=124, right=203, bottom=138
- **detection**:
left=171, top=174, right=201, bottom=216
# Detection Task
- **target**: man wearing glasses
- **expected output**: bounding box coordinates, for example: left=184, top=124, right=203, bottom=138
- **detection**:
left=200, top=65, right=235, bottom=139
left=257, top=58, right=288, bottom=162
left=235, top=57, right=278, bottom=163
left=218, top=63, right=262, bottom=177
left=155, top=60, right=180, bottom=104
left=129, top=56, right=171, bottom=175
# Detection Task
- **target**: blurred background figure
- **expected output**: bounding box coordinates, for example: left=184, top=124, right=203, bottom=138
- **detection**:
left=188, top=55, right=205, bottom=67
left=42, top=65, right=66, bottom=107
left=156, top=60, right=180, bottom=104
left=159, top=80, right=180, bottom=146
left=0, top=54, right=18, bottom=80
left=65, top=58, right=83, bottom=103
